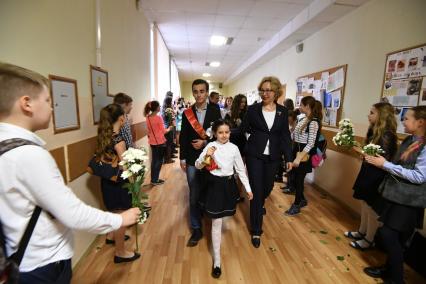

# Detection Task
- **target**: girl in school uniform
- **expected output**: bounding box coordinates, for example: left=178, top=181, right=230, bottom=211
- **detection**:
left=96, top=104, right=140, bottom=263
left=363, top=106, right=426, bottom=284
left=195, top=119, right=253, bottom=279
left=344, top=102, right=398, bottom=250
left=285, top=96, right=322, bottom=216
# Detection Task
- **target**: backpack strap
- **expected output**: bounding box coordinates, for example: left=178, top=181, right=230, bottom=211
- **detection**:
left=0, top=138, right=42, bottom=266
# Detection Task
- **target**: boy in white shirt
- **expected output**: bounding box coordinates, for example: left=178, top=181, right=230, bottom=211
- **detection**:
left=0, top=62, right=141, bottom=283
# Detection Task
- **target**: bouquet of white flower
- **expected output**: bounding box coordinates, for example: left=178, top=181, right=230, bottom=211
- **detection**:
left=119, top=147, right=149, bottom=252
left=164, top=107, right=175, bottom=125
left=362, top=143, right=385, bottom=156
left=332, top=118, right=357, bottom=148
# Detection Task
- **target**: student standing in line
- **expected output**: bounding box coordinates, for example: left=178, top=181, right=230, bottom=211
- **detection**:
left=285, top=96, right=322, bottom=216
left=180, top=79, right=221, bottom=247
left=281, top=109, right=299, bottom=194
left=344, top=102, right=398, bottom=250
left=144, top=100, right=172, bottom=185
left=240, top=76, right=293, bottom=248
left=363, top=106, right=425, bottom=284
left=113, top=93, right=134, bottom=149
left=96, top=104, right=141, bottom=263
left=225, top=94, right=248, bottom=202
left=0, top=62, right=141, bottom=283
left=195, top=120, right=253, bottom=278
left=162, top=96, right=176, bottom=164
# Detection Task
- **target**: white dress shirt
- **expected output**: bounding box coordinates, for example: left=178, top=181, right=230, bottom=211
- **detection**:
left=0, top=123, right=122, bottom=272
left=262, top=110, right=276, bottom=155
left=195, top=140, right=252, bottom=193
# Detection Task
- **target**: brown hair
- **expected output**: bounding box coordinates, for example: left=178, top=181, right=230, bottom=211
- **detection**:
left=95, top=104, right=124, bottom=159
left=144, top=100, right=160, bottom=116
left=300, top=96, right=323, bottom=132
left=257, top=76, right=283, bottom=102
left=0, top=62, right=49, bottom=115
left=113, top=92, right=133, bottom=105
left=367, top=102, right=397, bottom=144
left=400, top=106, right=426, bottom=161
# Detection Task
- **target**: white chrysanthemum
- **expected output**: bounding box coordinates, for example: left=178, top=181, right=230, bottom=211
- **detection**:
left=129, top=164, right=143, bottom=174
left=121, top=170, right=132, bottom=179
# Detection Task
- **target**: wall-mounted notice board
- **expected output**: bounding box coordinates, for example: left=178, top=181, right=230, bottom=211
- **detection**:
left=380, top=43, right=426, bottom=134
left=296, top=64, right=347, bottom=128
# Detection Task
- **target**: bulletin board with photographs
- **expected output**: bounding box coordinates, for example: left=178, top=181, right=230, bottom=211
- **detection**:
left=90, top=65, right=112, bottom=124
left=296, top=64, right=347, bottom=128
left=381, top=43, right=426, bottom=134
left=49, top=75, right=81, bottom=134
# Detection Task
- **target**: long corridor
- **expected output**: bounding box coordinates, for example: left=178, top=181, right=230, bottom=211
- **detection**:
left=72, top=160, right=425, bottom=284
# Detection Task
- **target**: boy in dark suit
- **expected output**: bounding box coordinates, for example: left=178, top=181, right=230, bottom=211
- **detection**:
left=180, top=79, right=221, bottom=247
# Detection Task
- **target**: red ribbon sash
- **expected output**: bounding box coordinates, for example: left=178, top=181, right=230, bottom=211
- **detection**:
left=184, top=108, right=208, bottom=140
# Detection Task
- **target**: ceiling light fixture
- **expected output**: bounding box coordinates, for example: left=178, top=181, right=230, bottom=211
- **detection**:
left=210, top=35, right=227, bottom=46
left=202, top=73, right=211, bottom=78
left=210, top=61, right=220, bottom=67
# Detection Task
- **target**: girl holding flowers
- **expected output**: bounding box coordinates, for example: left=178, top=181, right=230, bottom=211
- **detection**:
left=345, top=102, right=398, bottom=250
left=96, top=104, right=140, bottom=263
left=363, top=106, right=426, bottom=284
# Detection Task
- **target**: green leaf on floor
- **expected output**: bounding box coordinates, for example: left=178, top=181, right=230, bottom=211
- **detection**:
left=336, top=236, right=341, bottom=241
left=346, top=267, right=350, bottom=271
left=269, top=247, right=277, bottom=252
left=320, top=240, right=328, bottom=245
left=336, top=256, right=345, bottom=261
left=319, top=230, right=328, bottom=234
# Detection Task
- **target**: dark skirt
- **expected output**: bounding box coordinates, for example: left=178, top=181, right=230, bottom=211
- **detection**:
left=101, top=178, right=132, bottom=211
left=293, top=143, right=312, bottom=173
left=353, top=162, right=387, bottom=208
left=377, top=198, right=424, bottom=232
left=203, top=173, right=239, bottom=219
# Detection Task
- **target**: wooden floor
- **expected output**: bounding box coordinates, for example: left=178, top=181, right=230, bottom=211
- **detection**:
left=72, top=160, right=425, bottom=284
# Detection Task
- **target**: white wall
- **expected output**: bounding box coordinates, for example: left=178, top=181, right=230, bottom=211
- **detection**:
left=227, top=0, right=426, bottom=226
left=0, top=0, right=152, bottom=265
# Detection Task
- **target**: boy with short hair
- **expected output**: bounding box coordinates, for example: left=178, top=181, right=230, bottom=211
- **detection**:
left=0, top=62, right=141, bottom=283
left=113, top=92, right=134, bottom=149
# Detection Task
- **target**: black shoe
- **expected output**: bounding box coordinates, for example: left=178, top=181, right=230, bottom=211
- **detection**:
left=236, top=196, right=245, bottom=203
left=363, top=266, right=387, bottom=279
left=251, top=236, right=261, bottom=248
left=187, top=229, right=203, bottom=247
left=262, top=207, right=266, bottom=215
left=114, top=252, right=141, bottom=263
left=282, top=188, right=295, bottom=195
left=164, top=159, right=175, bottom=164
left=173, top=149, right=178, bottom=154
left=106, top=234, right=130, bottom=245
left=211, top=266, right=221, bottom=278
left=299, top=199, right=308, bottom=208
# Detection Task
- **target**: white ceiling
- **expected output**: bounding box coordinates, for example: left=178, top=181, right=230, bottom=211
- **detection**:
left=140, top=0, right=370, bottom=84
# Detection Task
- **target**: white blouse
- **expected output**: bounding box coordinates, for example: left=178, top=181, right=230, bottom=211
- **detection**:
left=195, top=141, right=252, bottom=192
left=262, top=110, right=276, bottom=155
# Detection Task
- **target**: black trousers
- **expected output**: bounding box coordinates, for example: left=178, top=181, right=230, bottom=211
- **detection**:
left=246, top=155, right=280, bottom=236
left=293, top=169, right=308, bottom=205
left=19, top=259, right=72, bottom=284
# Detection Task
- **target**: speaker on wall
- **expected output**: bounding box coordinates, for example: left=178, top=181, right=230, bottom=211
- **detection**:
left=296, top=42, right=303, bottom=53
left=219, top=83, right=223, bottom=89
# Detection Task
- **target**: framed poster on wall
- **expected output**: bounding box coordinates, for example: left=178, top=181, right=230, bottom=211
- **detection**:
left=49, top=75, right=80, bottom=133
left=90, top=65, right=111, bottom=124
left=381, top=43, right=426, bottom=134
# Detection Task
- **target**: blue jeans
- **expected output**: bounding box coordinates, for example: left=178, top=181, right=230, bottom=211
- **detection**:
left=150, top=144, right=165, bottom=182
left=185, top=165, right=203, bottom=229
left=19, top=259, right=72, bottom=284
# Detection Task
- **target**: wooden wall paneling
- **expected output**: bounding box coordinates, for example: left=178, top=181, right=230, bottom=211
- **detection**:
left=68, top=136, right=97, bottom=181
left=131, top=121, right=147, bottom=142
left=49, top=146, right=67, bottom=183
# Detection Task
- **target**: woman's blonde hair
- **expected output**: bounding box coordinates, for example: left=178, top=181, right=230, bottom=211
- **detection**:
left=368, top=102, right=397, bottom=144
left=257, top=76, right=283, bottom=102
left=95, top=104, right=124, bottom=159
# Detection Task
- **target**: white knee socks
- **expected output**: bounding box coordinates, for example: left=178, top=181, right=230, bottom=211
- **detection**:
left=212, top=218, right=223, bottom=268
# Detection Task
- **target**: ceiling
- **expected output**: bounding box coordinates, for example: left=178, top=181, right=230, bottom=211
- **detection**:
left=140, top=0, right=370, bottom=84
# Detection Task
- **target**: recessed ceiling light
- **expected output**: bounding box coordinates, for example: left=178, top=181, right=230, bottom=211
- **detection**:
left=210, top=61, right=220, bottom=67
left=210, top=35, right=227, bottom=46
left=202, top=73, right=211, bottom=77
